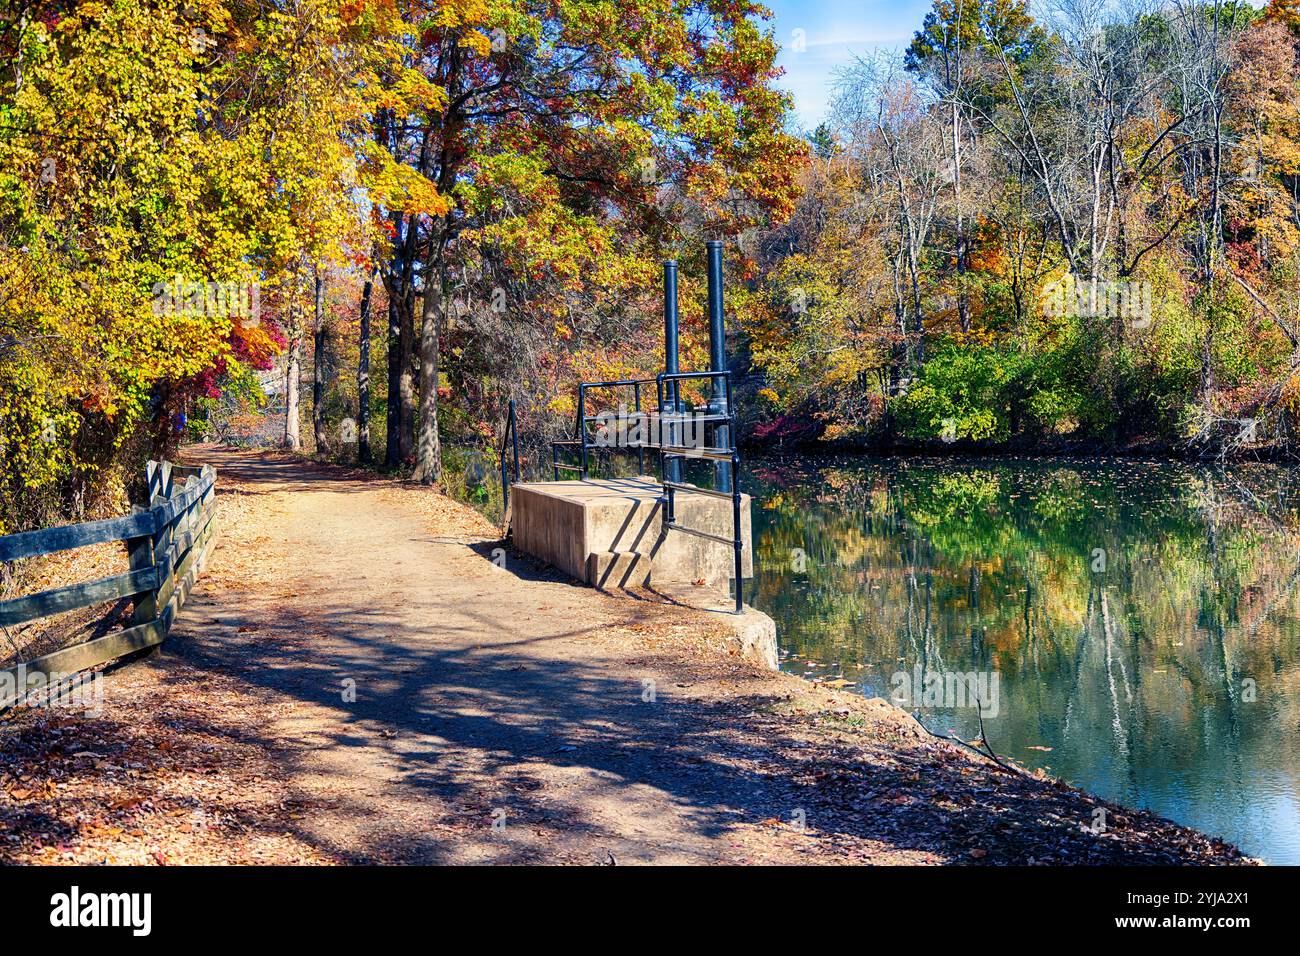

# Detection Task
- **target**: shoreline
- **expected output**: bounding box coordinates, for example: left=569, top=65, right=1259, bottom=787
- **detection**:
left=0, top=446, right=1255, bottom=865
left=740, top=434, right=1299, bottom=465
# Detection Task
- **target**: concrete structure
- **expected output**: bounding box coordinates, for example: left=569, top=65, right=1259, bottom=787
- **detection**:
left=509, top=477, right=776, bottom=669
left=511, top=477, right=752, bottom=589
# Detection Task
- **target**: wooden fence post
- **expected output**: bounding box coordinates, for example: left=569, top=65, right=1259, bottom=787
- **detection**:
left=146, top=460, right=173, bottom=501
left=197, top=465, right=217, bottom=576
left=131, top=460, right=167, bottom=629
left=126, top=506, right=160, bottom=627
left=170, top=480, right=195, bottom=617
left=150, top=491, right=174, bottom=630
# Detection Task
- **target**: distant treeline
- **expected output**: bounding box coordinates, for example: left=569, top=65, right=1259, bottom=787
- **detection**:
left=743, top=0, right=1300, bottom=460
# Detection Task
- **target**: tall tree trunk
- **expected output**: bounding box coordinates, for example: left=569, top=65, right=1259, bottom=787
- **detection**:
left=907, top=236, right=926, bottom=366
left=889, top=227, right=906, bottom=396
left=1200, top=292, right=1217, bottom=401
left=375, top=109, right=407, bottom=471
left=1201, top=105, right=1226, bottom=407
left=385, top=211, right=422, bottom=469
left=384, top=216, right=407, bottom=469
left=397, top=128, right=435, bottom=465
left=412, top=236, right=444, bottom=485
left=357, top=274, right=374, bottom=464
left=399, top=288, right=417, bottom=463
left=312, top=268, right=331, bottom=456
left=384, top=287, right=403, bottom=467
left=951, top=97, right=969, bottom=333
left=283, top=300, right=302, bottom=451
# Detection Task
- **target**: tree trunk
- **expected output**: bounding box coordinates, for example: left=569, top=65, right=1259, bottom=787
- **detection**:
left=385, top=212, right=420, bottom=469
left=907, top=237, right=926, bottom=366
left=376, top=110, right=406, bottom=471
left=312, top=269, right=331, bottom=456
left=384, top=282, right=403, bottom=468
left=283, top=301, right=302, bottom=451
left=399, top=292, right=417, bottom=463
left=951, top=97, right=969, bottom=333
left=384, top=215, right=407, bottom=470
left=357, top=274, right=374, bottom=464
left=412, top=240, right=444, bottom=485
left=396, top=197, right=422, bottom=467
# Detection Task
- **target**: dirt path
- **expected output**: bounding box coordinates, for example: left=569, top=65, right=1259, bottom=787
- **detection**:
left=0, top=446, right=1251, bottom=865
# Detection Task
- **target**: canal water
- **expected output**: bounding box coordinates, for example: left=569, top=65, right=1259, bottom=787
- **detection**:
left=745, top=455, right=1300, bottom=864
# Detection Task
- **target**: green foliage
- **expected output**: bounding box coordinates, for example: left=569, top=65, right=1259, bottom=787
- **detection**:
left=891, top=343, right=1024, bottom=442
left=745, top=0, right=1300, bottom=453
left=0, top=0, right=368, bottom=531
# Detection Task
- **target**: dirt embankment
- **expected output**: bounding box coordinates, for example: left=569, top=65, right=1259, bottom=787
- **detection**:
left=0, top=446, right=1251, bottom=865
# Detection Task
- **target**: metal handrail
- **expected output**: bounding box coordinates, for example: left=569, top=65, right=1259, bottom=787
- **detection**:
left=538, top=247, right=747, bottom=611
left=548, top=369, right=745, bottom=613
left=660, top=448, right=736, bottom=462
left=661, top=480, right=732, bottom=500
left=578, top=377, right=659, bottom=388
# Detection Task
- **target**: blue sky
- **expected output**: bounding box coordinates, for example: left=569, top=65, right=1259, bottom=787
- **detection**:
left=764, top=0, right=1271, bottom=129
left=765, top=0, right=936, bottom=130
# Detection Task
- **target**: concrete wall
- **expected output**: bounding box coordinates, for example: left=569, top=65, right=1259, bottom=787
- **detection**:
left=510, top=477, right=752, bottom=588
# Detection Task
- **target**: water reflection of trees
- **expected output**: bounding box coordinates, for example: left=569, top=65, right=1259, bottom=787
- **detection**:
left=749, top=458, right=1300, bottom=854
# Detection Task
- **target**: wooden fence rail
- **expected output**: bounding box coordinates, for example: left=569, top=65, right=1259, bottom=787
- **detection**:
left=0, top=460, right=218, bottom=709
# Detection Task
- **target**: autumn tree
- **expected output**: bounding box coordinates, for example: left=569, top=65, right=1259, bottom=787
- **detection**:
left=0, top=0, right=387, bottom=526
left=0, top=0, right=257, bottom=526
left=362, top=0, right=805, bottom=483
left=906, top=0, right=1049, bottom=333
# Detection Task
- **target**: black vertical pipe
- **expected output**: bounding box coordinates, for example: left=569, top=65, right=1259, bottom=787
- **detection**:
left=706, top=242, right=726, bottom=392
left=664, top=261, right=680, bottom=379
left=578, top=385, right=588, bottom=479
left=500, top=444, right=509, bottom=515
left=732, top=453, right=743, bottom=614
left=663, top=260, right=681, bottom=483
left=706, top=240, right=731, bottom=491
left=509, top=399, right=519, bottom=482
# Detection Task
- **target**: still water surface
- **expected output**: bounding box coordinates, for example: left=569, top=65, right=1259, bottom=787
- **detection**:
left=745, top=456, right=1300, bottom=863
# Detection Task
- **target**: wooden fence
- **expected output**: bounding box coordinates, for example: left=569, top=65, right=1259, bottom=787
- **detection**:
left=0, top=460, right=217, bottom=709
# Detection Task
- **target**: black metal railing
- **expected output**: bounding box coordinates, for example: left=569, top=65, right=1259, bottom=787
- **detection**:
left=499, top=399, right=520, bottom=515
left=503, top=244, right=745, bottom=611
left=546, top=369, right=745, bottom=613
left=549, top=377, right=654, bottom=481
